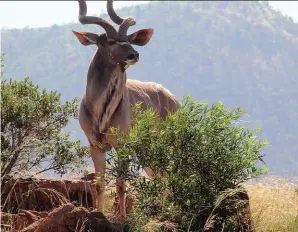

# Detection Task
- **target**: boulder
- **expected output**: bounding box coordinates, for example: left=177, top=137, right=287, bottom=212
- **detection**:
left=1, top=177, right=97, bottom=213
left=1, top=210, right=47, bottom=231
left=20, top=203, right=122, bottom=232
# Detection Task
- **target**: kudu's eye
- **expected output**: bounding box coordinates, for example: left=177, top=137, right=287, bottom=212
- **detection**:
left=107, top=40, right=116, bottom=45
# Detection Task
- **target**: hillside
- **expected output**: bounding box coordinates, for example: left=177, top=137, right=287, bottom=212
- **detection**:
left=2, top=1, right=298, bottom=176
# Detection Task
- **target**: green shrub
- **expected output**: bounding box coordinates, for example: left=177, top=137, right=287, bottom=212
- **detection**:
left=109, top=95, right=268, bottom=231
left=1, top=76, right=88, bottom=180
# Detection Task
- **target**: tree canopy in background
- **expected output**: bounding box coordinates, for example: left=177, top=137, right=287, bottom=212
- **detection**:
left=1, top=72, right=88, bottom=180
left=0, top=53, right=4, bottom=77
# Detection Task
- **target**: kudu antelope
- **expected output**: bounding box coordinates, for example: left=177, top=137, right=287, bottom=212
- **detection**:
left=72, top=0, right=179, bottom=216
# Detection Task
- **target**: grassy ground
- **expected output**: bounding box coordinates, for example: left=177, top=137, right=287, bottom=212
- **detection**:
left=245, top=176, right=298, bottom=232
left=100, top=175, right=298, bottom=231
left=2, top=173, right=297, bottom=231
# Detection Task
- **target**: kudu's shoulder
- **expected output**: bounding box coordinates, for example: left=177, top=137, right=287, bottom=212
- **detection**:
left=126, top=79, right=174, bottom=97
left=126, top=79, right=180, bottom=116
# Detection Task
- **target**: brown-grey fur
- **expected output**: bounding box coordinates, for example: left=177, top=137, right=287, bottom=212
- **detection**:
left=73, top=0, right=179, bottom=216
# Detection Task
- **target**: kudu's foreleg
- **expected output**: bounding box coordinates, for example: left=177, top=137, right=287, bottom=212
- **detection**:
left=116, top=178, right=127, bottom=216
left=143, top=167, right=154, bottom=178
left=90, top=145, right=106, bottom=212
left=115, top=167, right=163, bottom=217
left=116, top=160, right=150, bottom=216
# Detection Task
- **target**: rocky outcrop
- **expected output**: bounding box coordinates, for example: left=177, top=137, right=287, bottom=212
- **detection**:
left=64, top=180, right=97, bottom=208
left=1, top=177, right=97, bottom=213
left=21, top=203, right=123, bottom=232
left=1, top=210, right=48, bottom=231
left=1, top=203, right=122, bottom=232
left=0, top=176, right=130, bottom=231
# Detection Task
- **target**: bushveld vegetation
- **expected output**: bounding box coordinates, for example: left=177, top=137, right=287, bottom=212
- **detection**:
left=1, top=55, right=88, bottom=187
left=1, top=57, right=297, bottom=231
left=246, top=176, right=298, bottom=232
left=107, top=96, right=269, bottom=231
left=2, top=1, right=298, bottom=175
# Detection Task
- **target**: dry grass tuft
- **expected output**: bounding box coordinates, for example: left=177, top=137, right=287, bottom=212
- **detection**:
left=3, top=187, right=69, bottom=214
left=144, top=220, right=164, bottom=232
left=104, top=186, right=118, bottom=214
left=142, top=219, right=178, bottom=232
left=245, top=175, right=298, bottom=232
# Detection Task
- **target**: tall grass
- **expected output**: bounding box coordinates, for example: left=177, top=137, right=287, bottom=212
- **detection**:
left=245, top=176, right=298, bottom=232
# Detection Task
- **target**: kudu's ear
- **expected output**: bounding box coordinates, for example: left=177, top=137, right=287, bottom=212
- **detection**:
left=72, top=30, right=99, bottom=46
left=128, top=28, right=154, bottom=46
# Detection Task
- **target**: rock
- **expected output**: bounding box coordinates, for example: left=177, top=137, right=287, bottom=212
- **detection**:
left=1, top=210, right=47, bottom=231
left=21, top=203, right=122, bottom=232
left=64, top=180, right=97, bottom=208
left=1, top=178, right=69, bottom=213
left=1, top=177, right=97, bottom=213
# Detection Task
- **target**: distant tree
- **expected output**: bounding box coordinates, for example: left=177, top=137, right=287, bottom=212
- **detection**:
left=0, top=53, right=4, bottom=77
left=1, top=68, right=88, bottom=181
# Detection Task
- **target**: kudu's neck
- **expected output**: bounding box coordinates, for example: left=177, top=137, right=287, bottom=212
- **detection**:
left=85, top=49, right=126, bottom=133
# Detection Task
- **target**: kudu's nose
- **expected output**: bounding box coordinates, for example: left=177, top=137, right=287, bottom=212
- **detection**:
left=126, top=52, right=139, bottom=61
